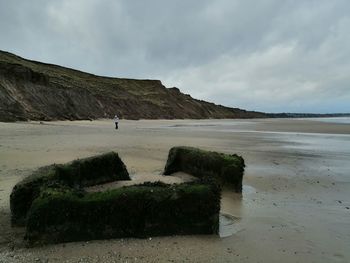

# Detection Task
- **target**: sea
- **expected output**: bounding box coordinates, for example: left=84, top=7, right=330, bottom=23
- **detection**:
left=301, top=117, right=350, bottom=124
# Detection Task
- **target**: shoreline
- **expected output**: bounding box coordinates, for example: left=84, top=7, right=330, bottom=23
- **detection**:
left=0, top=118, right=349, bottom=262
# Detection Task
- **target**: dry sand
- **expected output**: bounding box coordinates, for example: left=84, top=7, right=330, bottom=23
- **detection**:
left=0, top=118, right=349, bottom=263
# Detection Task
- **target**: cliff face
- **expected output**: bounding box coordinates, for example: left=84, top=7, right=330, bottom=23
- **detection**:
left=0, top=50, right=267, bottom=121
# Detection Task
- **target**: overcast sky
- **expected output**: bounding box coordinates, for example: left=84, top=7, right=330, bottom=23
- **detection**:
left=1, top=0, right=349, bottom=113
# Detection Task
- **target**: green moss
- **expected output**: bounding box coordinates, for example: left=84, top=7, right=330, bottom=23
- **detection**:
left=55, top=152, right=130, bottom=187
left=12, top=150, right=222, bottom=244
left=10, top=152, right=130, bottom=225
left=25, top=181, right=220, bottom=244
left=10, top=165, right=58, bottom=226
left=164, top=146, right=245, bottom=192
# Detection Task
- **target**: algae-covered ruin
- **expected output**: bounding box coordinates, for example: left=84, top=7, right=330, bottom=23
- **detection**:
left=10, top=152, right=130, bottom=226
left=164, top=146, right=245, bottom=192
left=26, top=181, right=220, bottom=244
left=10, top=147, right=244, bottom=245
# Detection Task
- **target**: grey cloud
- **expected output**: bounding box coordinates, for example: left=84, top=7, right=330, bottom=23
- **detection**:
left=0, top=0, right=349, bottom=113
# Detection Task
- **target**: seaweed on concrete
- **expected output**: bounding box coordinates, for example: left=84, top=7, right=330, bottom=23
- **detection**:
left=25, top=181, right=220, bottom=244
left=10, top=152, right=129, bottom=226
left=163, top=146, right=245, bottom=192
left=10, top=147, right=243, bottom=245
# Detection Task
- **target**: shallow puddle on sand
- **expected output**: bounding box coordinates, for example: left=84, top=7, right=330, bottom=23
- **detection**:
left=218, top=184, right=257, bottom=238
left=219, top=213, right=240, bottom=238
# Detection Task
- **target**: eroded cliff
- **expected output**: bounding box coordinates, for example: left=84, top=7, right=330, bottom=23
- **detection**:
left=0, top=50, right=267, bottom=121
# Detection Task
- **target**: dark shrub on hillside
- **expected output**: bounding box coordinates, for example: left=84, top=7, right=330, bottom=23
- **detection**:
left=10, top=152, right=130, bottom=225
left=25, top=181, right=221, bottom=244
left=163, top=146, right=245, bottom=192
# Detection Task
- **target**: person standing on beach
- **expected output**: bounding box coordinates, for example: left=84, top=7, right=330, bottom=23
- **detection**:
left=114, top=114, right=119, bottom=129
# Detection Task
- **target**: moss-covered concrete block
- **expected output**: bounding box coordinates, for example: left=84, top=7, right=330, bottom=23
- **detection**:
left=10, top=165, right=58, bottom=226
left=10, top=152, right=129, bottom=225
left=11, top=150, right=223, bottom=245
left=163, top=146, right=245, bottom=192
left=55, top=152, right=130, bottom=187
left=25, top=181, right=220, bottom=244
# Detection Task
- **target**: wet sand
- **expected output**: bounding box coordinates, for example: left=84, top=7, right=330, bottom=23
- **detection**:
left=0, top=118, right=349, bottom=262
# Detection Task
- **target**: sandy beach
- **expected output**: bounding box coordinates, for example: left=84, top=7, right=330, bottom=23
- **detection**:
left=0, top=118, right=349, bottom=263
